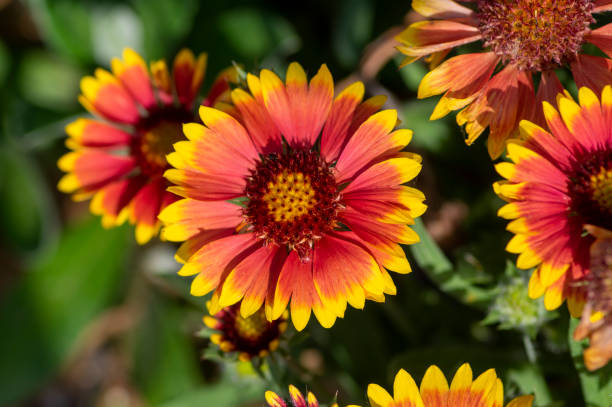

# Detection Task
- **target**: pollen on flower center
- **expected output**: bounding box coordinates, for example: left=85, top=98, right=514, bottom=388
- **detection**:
left=477, top=0, right=594, bottom=71
left=141, top=121, right=183, bottom=168
left=262, top=171, right=317, bottom=222
left=568, top=150, right=612, bottom=230
left=133, top=107, right=193, bottom=176
left=234, top=309, right=270, bottom=340
left=591, top=167, right=612, bottom=214
left=244, top=149, right=342, bottom=261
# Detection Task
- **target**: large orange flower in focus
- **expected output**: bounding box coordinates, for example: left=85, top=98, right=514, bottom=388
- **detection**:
left=160, top=63, right=426, bottom=331
left=396, top=0, right=612, bottom=158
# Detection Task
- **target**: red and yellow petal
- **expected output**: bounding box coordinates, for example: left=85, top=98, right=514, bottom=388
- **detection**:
left=202, top=66, right=239, bottom=107
left=313, top=234, right=387, bottom=317
left=335, top=111, right=410, bottom=182
left=320, top=81, right=365, bottom=161
left=420, top=365, right=449, bottom=406
left=218, top=245, right=279, bottom=316
left=159, top=199, right=243, bottom=241
left=65, top=118, right=131, bottom=149
left=231, top=87, right=282, bottom=154
left=173, top=49, right=207, bottom=107
left=571, top=54, right=612, bottom=96
left=396, top=20, right=482, bottom=57
left=180, top=233, right=260, bottom=296
left=58, top=150, right=136, bottom=194
left=79, top=68, right=140, bottom=124
left=111, top=48, right=156, bottom=109
left=129, top=178, right=166, bottom=244
left=418, top=53, right=498, bottom=99
left=412, top=0, right=476, bottom=20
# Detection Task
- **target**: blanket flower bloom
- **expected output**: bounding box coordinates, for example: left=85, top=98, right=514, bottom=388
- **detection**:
left=494, top=86, right=612, bottom=316
left=58, top=48, right=236, bottom=243
left=266, top=385, right=337, bottom=407
left=204, top=303, right=287, bottom=361
left=350, top=364, right=533, bottom=407
left=574, top=226, right=612, bottom=371
left=396, top=0, right=612, bottom=158
left=160, top=62, right=426, bottom=331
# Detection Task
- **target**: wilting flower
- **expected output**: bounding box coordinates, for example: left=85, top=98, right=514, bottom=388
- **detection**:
left=204, top=303, right=287, bottom=362
left=396, top=0, right=612, bottom=158
left=265, top=385, right=338, bottom=407
left=58, top=48, right=236, bottom=243
left=351, top=364, right=533, bottom=407
left=160, top=62, right=426, bottom=330
left=574, top=225, right=612, bottom=371
left=494, top=86, right=612, bottom=315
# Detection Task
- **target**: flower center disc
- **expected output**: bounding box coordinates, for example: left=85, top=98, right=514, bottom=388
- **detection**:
left=133, top=107, right=193, bottom=176
left=591, top=167, right=612, bottom=216
left=234, top=309, right=270, bottom=341
left=244, top=149, right=342, bottom=261
left=477, top=0, right=594, bottom=71
left=568, top=150, right=612, bottom=230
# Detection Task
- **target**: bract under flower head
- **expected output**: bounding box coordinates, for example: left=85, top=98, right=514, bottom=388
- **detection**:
left=57, top=48, right=238, bottom=243
left=160, top=62, right=427, bottom=331
left=494, top=86, right=612, bottom=316
left=396, top=0, right=612, bottom=158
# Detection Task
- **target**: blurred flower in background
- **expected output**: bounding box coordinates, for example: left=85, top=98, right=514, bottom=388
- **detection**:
left=57, top=47, right=237, bottom=244
left=160, top=62, right=426, bottom=331
left=396, top=0, right=612, bottom=158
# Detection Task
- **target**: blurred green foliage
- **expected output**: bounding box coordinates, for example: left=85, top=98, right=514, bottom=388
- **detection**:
left=0, top=0, right=601, bottom=405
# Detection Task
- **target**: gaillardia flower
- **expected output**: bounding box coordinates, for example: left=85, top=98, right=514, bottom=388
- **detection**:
left=204, top=303, right=287, bottom=362
left=160, top=62, right=426, bottom=330
left=266, top=385, right=338, bottom=407
left=396, top=0, right=612, bottom=158
left=574, top=225, right=612, bottom=371
left=58, top=48, right=236, bottom=243
left=494, top=86, right=612, bottom=315
left=351, top=364, right=533, bottom=407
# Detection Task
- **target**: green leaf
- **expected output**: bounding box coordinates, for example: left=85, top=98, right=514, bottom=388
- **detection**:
left=569, top=317, right=612, bottom=406
left=217, top=8, right=300, bottom=62
left=401, top=99, right=453, bottom=155
left=26, top=0, right=93, bottom=64
left=132, top=0, right=199, bottom=60
left=506, top=364, right=553, bottom=405
left=0, top=217, right=132, bottom=405
left=332, top=0, right=373, bottom=68
left=396, top=55, right=427, bottom=92
left=409, top=218, right=494, bottom=306
left=159, top=381, right=265, bottom=407
left=0, top=148, right=45, bottom=252
left=131, top=295, right=203, bottom=404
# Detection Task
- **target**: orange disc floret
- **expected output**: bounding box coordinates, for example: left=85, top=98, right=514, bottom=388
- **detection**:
left=348, top=363, right=534, bottom=407
left=57, top=48, right=238, bottom=244
left=159, top=62, right=427, bottom=331
left=494, top=85, right=612, bottom=316
left=396, top=0, right=612, bottom=159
